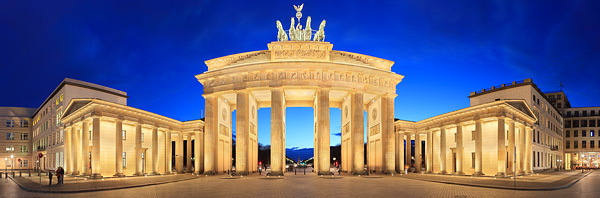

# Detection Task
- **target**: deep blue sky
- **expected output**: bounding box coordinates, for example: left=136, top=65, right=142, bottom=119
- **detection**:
left=1, top=0, right=599, bottom=149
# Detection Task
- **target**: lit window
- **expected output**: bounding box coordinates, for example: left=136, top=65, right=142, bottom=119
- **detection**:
left=5, top=145, right=14, bottom=152
left=21, top=133, right=28, bottom=140
left=471, top=131, right=476, bottom=141
left=21, top=120, right=28, bottom=128
left=141, top=133, right=144, bottom=142
left=123, top=152, right=127, bottom=168
left=123, top=130, right=127, bottom=140
left=20, top=145, right=28, bottom=153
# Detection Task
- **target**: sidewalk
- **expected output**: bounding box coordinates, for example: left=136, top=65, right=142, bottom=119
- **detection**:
left=398, top=170, right=592, bottom=191
left=8, top=173, right=201, bottom=193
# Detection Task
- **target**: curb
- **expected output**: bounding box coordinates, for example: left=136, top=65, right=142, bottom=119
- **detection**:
left=8, top=175, right=201, bottom=193
left=399, top=171, right=593, bottom=191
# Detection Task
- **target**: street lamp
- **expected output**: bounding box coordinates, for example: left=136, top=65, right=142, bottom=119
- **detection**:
left=581, top=154, right=585, bottom=173
left=10, top=155, right=14, bottom=174
left=4, top=158, right=7, bottom=175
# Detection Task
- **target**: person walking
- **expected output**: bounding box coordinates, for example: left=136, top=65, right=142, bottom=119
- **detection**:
left=56, top=167, right=64, bottom=185
left=48, top=170, right=53, bottom=186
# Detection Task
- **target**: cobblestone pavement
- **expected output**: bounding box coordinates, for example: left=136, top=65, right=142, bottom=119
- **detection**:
left=1, top=171, right=600, bottom=198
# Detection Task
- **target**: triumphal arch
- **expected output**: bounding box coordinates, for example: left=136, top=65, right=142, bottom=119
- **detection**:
left=196, top=5, right=404, bottom=175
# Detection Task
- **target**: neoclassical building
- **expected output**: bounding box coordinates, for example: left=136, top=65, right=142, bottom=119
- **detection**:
left=395, top=100, right=536, bottom=176
left=60, top=99, right=204, bottom=178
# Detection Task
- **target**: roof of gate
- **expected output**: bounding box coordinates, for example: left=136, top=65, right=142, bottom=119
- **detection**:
left=203, top=41, right=395, bottom=72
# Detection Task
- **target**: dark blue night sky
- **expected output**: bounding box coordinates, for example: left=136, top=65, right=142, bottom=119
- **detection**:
left=1, top=0, right=599, bottom=148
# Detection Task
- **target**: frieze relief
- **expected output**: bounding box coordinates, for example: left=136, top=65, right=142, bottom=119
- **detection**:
left=370, top=124, right=380, bottom=136
left=203, top=70, right=395, bottom=90
left=219, top=124, right=229, bottom=137
left=272, top=50, right=327, bottom=61
left=343, top=123, right=350, bottom=135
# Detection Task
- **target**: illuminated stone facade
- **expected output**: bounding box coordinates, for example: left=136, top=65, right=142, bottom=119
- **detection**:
left=196, top=41, right=404, bottom=175
left=1, top=107, right=35, bottom=170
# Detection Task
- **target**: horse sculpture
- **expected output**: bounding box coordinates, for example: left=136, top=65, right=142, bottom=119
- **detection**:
left=313, top=20, right=326, bottom=41
left=304, top=16, right=312, bottom=41
left=276, top=20, right=288, bottom=41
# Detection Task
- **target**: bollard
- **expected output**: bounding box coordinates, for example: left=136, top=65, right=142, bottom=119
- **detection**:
left=304, top=168, right=306, bottom=175
left=20, top=170, right=22, bottom=177
left=29, top=169, right=31, bottom=177
left=295, top=168, right=297, bottom=175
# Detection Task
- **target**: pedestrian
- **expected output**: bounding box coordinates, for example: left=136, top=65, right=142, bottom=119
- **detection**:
left=59, top=166, right=65, bottom=184
left=56, top=167, right=64, bottom=185
left=48, top=170, right=53, bottom=186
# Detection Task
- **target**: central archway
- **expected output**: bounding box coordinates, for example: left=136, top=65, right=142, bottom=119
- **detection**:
left=196, top=41, right=403, bottom=175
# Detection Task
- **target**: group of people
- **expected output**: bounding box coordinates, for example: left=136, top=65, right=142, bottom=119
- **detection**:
left=48, top=166, right=65, bottom=185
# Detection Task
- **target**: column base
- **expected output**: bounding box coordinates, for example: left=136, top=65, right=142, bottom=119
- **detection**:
left=185, top=170, right=193, bottom=173
left=232, top=171, right=248, bottom=176
left=268, top=171, right=284, bottom=176
left=193, top=171, right=203, bottom=175
left=516, top=170, right=525, bottom=176
left=351, top=170, right=367, bottom=175
left=384, top=170, right=397, bottom=175
left=90, top=173, right=103, bottom=179
left=113, top=173, right=126, bottom=177
left=438, top=170, right=447, bottom=175
left=164, top=171, right=172, bottom=175
left=452, top=171, right=464, bottom=176
left=495, top=172, right=505, bottom=177
left=472, top=172, right=484, bottom=176
left=70, top=171, right=80, bottom=176
left=425, top=171, right=434, bottom=174
left=526, top=170, right=533, bottom=174
left=318, top=171, right=333, bottom=175
left=203, top=170, right=217, bottom=175
left=134, top=172, right=145, bottom=176
left=151, top=172, right=161, bottom=175
left=81, top=172, right=91, bottom=177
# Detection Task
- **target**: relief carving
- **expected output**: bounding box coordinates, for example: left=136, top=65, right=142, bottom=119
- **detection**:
left=272, top=50, right=327, bottom=60
left=250, top=123, right=256, bottom=135
left=279, top=72, right=286, bottom=80
left=343, top=123, right=350, bottom=135
left=370, top=124, right=380, bottom=136
left=219, top=124, right=230, bottom=137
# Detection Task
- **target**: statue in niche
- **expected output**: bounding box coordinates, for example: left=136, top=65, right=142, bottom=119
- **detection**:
left=276, top=20, right=288, bottom=41
left=313, top=20, right=326, bottom=41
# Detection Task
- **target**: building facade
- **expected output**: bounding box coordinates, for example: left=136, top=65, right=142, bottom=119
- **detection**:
left=1, top=107, right=35, bottom=170
left=30, top=78, right=128, bottom=171
left=468, top=79, right=564, bottom=172
left=563, top=107, right=600, bottom=169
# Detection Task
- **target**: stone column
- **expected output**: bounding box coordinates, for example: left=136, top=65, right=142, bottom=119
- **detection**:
left=71, top=126, right=80, bottom=175
left=396, top=131, right=405, bottom=173
left=91, top=117, right=102, bottom=179
left=406, top=134, right=412, bottom=170
left=65, top=126, right=72, bottom=174
left=526, top=126, right=533, bottom=174
left=507, top=120, right=515, bottom=175
left=165, top=131, right=172, bottom=174
left=414, top=133, right=422, bottom=173
left=440, top=127, right=447, bottom=174
left=203, top=95, right=218, bottom=175
left=454, top=124, right=464, bottom=175
left=81, top=121, right=90, bottom=176
left=316, top=88, right=331, bottom=175
left=350, top=92, right=365, bottom=175
left=194, top=131, right=203, bottom=174
left=235, top=91, right=249, bottom=175
left=152, top=127, right=159, bottom=175
left=186, top=134, right=192, bottom=173
left=426, top=130, right=433, bottom=173
left=114, top=120, right=125, bottom=177
left=474, top=120, right=484, bottom=176
left=496, top=117, right=506, bottom=177
left=134, top=123, right=143, bottom=176
left=177, top=133, right=184, bottom=173
left=517, top=124, right=525, bottom=175
left=381, top=95, right=396, bottom=174
left=270, top=88, right=285, bottom=176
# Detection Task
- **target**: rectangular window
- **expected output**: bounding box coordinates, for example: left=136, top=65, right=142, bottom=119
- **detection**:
left=583, top=111, right=588, bottom=116
left=574, top=130, right=579, bottom=137
left=141, top=133, right=144, bottom=142
left=537, top=152, right=540, bottom=167
left=533, top=129, right=536, bottom=142
left=592, top=130, right=595, bottom=137
left=583, top=141, right=587, bottom=148
left=566, top=130, right=570, bottom=137
left=575, top=111, right=580, bottom=117
left=454, top=133, right=457, bottom=142
left=557, top=95, right=562, bottom=100
left=533, top=151, right=536, bottom=167
left=582, top=120, right=588, bottom=127
left=5, top=145, right=14, bottom=152
left=123, top=130, right=127, bottom=140
left=592, top=110, right=596, bottom=116
left=583, top=130, right=587, bottom=137
left=592, top=141, right=595, bottom=148
left=6, top=132, right=14, bottom=140
left=20, top=145, right=28, bottom=153
left=6, top=120, right=14, bottom=127
left=533, top=95, right=536, bottom=102
left=573, top=120, right=579, bottom=128
left=21, top=133, right=28, bottom=140
left=566, top=141, right=570, bottom=149
left=567, top=111, right=572, bottom=117
left=23, top=160, right=28, bottom=168
left=471, top=152, right=476, bottom=168
left=590, top=120, right=596, bottom=127
left=557, top=103, right=562, bottom=108
left=122, top=152, right=127, bottom=168
left=20, top=120, right=28, bottom=128
left=471, top=131, right=476, bottom=141
left=575, top=141, right=578, bottom=148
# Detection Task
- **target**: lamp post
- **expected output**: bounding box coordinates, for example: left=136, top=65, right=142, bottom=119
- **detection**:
left=4, top=158, right=7, bottom=177
left=11, top=155, right=14, bottom=175
left=582, top=154, right=585, bottom=173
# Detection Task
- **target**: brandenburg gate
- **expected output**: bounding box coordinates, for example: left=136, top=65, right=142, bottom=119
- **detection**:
left=195, top=5, right=404, bottom=175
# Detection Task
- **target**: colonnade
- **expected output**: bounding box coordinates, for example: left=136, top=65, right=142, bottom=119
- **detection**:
left=395, top=117, right=534, bottom=176
left=64, top=116, right=204, bottom=178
